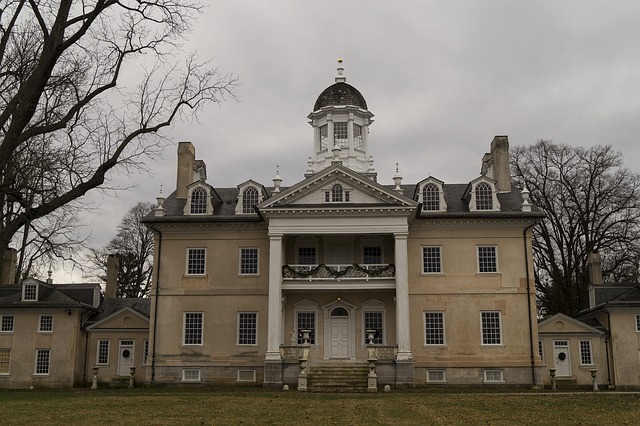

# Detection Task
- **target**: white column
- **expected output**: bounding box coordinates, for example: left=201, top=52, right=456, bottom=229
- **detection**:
left=394, top=232, right=413, bottom=361
left=266, top=234, right=283, bottom=360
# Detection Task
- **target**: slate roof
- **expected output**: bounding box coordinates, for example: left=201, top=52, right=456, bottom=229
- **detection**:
left=0, top=280, right=100, bottom=310
left=86, top=297, right=151, bottom=325
left=593, top=284, right=640, bottom=306
left=313, top=82, right=368, bottom=111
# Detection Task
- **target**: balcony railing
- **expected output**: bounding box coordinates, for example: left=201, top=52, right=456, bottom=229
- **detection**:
left=282, top=264, right=395, bottom=280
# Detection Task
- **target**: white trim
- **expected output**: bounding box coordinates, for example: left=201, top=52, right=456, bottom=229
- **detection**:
left=418, top=178, right=447, bottom=212
left=239, top=247, right=260, bottom=275
left=483, top=369, right=504, bottom=383
left=22, top=282, right=38, bottom=301
left=0, top=315, right=14, bottom=333
left=85, top=307, right=149, bottom=330
left=181, top=368, right=202, bottom=383
left=293, top=299, right=319, bottom=346
left=468, top=177, right=501, bottom=212
left=424, top=311, right=446, bottom=346
left=322, top=299, right=357, bottom=360
left=185, top=248, right=207, bottom=276
left=33, top=348, right=50, bottom=375
left=235, top=183, right=263, bottom=215
left=236, top=370, right=257, bottom=383
left=426, top=369, right=447, bottom=383
left=477, top=245, right=499, bottom=273
left=579, top=339, right=593, bottom=366
left=0, top=348, right=10, bottom=375
left=421, top=245, right=443, bottom=274
left=361, top=299, right=387, bottom=346
left=182, top=312, right=204, bottom=346
left=37, top=314, right=54, bottom=333
left=480, top=311, right=503, bottom=346
left=237, top=312, right=258, bottom=346
left=96, top=339, right=110, bottom=366
left=183, top=183, right=214, bottom=215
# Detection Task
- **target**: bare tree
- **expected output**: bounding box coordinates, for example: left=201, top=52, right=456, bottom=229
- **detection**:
left=0, top=1, right=237, bottom=280
left=88, top=202, right=153, bottom=297
left=511, top=141, right=640, bottom=316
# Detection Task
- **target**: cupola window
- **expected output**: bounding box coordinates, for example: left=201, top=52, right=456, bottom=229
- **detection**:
left=320, top=125, right=328, bottom=150
left=333, top=122, right=348, bottom=149
left=242, top=187, right=259, bottom=213
left=190, top=187, right=207, bottom=214
left=475, top=182, right=493, bottom=210
left=354, top=124, right=363, bottom=149
left=422, top=183, right=440, bottom=211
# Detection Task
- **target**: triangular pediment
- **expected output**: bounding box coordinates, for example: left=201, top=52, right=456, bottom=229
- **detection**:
left=538, top=313, right=604, bottom=335
left=258, top=164, right=418, bottom=211
left=86, top=307, right=149, bottom=331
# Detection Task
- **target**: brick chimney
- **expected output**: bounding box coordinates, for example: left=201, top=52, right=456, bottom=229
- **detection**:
left=176, top=142, right=196, bottom=199
left=1, top=248, right=17, bottom=286
left=105, top=254, right=119, bottom=298
left=490, top=136, right=511, bottom=193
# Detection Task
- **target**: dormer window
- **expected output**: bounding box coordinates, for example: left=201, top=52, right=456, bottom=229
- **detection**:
left=475, top=182, right=493, bottom=210
left=325, top=184, right=350, bottom=203
left=417, top=178, right=447, bottom=213
left=23, top=283, right=38, bottom=301
left=242, top=187, right=259, bottom=213
left=190, top=187, right=207, bottom=214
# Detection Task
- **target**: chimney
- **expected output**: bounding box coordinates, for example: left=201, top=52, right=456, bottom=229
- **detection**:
left=105, top=254, right=119, bottom=298
left=588, top=251, right=603, bottom=285
left=1, top=248, right=17, bottom=286
left=490, top=136, right=511, bottom=193
left=176, top=142, right=196, bottom=199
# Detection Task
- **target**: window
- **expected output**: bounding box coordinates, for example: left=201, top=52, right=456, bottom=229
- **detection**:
left=636, top=314, right=640, bottom=332
left=0, top=349, right=10, bottom=375
left=364, top=311, right=383, bottom=344
left=1, top=315, right=14, bottom=332
left=240, top=248, right=259, bottom=275
left=298, top=247, right=316, bottom=265
left=186, top=248, right=206, bottom=275
left=34, top=349, right=50, bottom=375
left=183, top=312, right=203, bottom=345
left=483, top=369, right=504, bottom=383
left=237, top=370, right=256, bottom=382
left=182, top=369, right=201, bottom=382
left=425, top=312, right=445, bottom=345
left=143, top=340, right=149, bottom=364
left=475, top=182, right=493, bottom=210
left=96, top=340, right=110, bottom=365
left=332, top=184, right=345, bottom=202
left=238, top=312, right=257, bottom=345
left=422, top=183, right=440, bottom=211
left=579, top=340, right=593, bottom=365
left=538, top=340, right=544, bottom=363
left=363, top=246, right=382, bottom=264
left=320, top=124, right=328, bottom=150
left=333, top=122, right=348, bottom=148
left=38, top=315, right=53, bottom=332
left=477, top=246, right=498, bottom=273
left=426, top=370, right=446, bottom=383
left=481, top=311, right=502, bottom=345
left=296, top=312, right=316, bottom=344
left=190, top=187, right=208, bottom=214
left=242, top=187, right=259, bottom=214
left=353, top=124, right=363, bottom=149
left=23, top=283, right=37, bottom=301
left=422, top=246, right=442, bottom=274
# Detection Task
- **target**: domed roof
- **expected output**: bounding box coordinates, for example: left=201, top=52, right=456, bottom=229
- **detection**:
left=313, top=82, right=368, bottom=111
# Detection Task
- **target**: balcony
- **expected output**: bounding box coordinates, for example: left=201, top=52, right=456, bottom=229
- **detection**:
left=281, top=264, right=396, bottom=290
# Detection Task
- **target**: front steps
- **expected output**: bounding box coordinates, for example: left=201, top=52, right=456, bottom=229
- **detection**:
left=307, top=361, right=369, bottom=392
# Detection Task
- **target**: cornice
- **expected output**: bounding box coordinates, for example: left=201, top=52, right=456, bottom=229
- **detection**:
left=149, top=221, right=268, bottom=233
left=410, top=217, right=540, bottom=229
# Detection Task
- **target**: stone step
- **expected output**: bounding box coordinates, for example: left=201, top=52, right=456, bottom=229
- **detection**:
left=307, top=362, right=369, bottom=392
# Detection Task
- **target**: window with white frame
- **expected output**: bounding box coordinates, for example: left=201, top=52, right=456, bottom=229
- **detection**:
left=183, top=312, right=203, bottom=345
left=327, top=183, right=350, bottom=203
left=363, top=246, right=382, bottom=264
left=143, top=340, right=149, bottom=364
left=0, top=349, right=9, bottom=375
left=422, top=183, right=440, bottom=211
left=298, top=247, right=317, bottom=265
left=579, top=340, right=593, bottom=365
left=240, top=248, right=259, bottom=275
left=190, top=187, right=208, bottom=214
left=475, top=182, right=493, bottom=210
left=182, top=368, right=201, bottom=382
left=333, top=122, right=348, bottom=148
left=353, top=124, right=363, bottom=149
left=364, top=311, right=384, bottom=344
left=422, top=246, right=442, bottom=274
left=38, top=315, right=53, bottom=332
left=34, top=349, right=50, bottom=375
left=96, top=340, right=110, bottom=365
left=477, top=246, right=498, bottom=273
left=237, top=370, right=256, bottom=382
left=1, top=315, right=14, bottom=332
left=23, top=283, right=37, bottom=301
left=481, top=311, right=502, bottom=345
left=320, top=124, right=328, bottom=150
left=186, top=248, right=206, bottom=275
left=636, top=314, right=640, bottom=332
left=242, top=187, right=259, bottom=214
left=425, top=312, right=445, bottom=345
left=296, top=312, right=316, bottom=344
left=484, top=369, right=504, bottom=383
left=238, top=312, right=257, bottom=345
left=538, top=340, right=544, bottom=363
left=426, top=369, right=446, bottom=383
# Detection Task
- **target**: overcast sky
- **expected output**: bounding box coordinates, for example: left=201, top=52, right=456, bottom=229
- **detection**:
left=61, top=0, right=640, bottom=281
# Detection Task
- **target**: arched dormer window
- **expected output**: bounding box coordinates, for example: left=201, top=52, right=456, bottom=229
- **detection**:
left=422, top=183, right=440, bottom=211
left=475, top=182, right=493, bottom=210
left=190, top=187, right=207, bottom=214
left=242, top=187, right=259, bottom=213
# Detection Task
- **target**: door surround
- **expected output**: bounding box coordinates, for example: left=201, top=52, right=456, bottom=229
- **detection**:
left=322, top=299, right=356, bottom=360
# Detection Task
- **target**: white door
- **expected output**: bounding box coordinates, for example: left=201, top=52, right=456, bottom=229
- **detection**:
left=553, top=340, right=571, bottom=377
left=330, top=317, right=350, bottom=359
left=117, top=340, right=135, bottom=376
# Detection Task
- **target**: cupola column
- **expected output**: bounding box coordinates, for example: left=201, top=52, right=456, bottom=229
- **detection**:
left=347, top=113, right=354, bottom=153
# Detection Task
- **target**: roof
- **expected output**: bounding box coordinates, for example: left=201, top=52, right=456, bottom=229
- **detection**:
left=0, top=280, right=100, bottom=310
left=85, top=297, right=151, bottom=326
left=313, top=82, right=368, bottom=111
left=593, top=284, right=640, bottom=307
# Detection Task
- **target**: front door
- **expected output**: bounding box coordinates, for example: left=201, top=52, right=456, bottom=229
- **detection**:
left=553, top=340, right=571, bottom=377
left=330, top=308, right=350, bottom=359
left=117, top=340, right=135, bottom=377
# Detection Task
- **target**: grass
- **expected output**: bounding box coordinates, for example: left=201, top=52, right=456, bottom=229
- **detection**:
left=0, top=387, right=639, bottom=425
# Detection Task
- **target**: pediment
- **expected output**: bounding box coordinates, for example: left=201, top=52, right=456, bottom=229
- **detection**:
left=258, top=165, right=418, bottom=210
left=87, top=307, right=149, bottom=331
left=538, top=313, right=604, bottom=335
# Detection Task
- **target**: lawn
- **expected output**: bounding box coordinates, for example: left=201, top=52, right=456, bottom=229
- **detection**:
left=0, top=387, right=638, bottom=425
